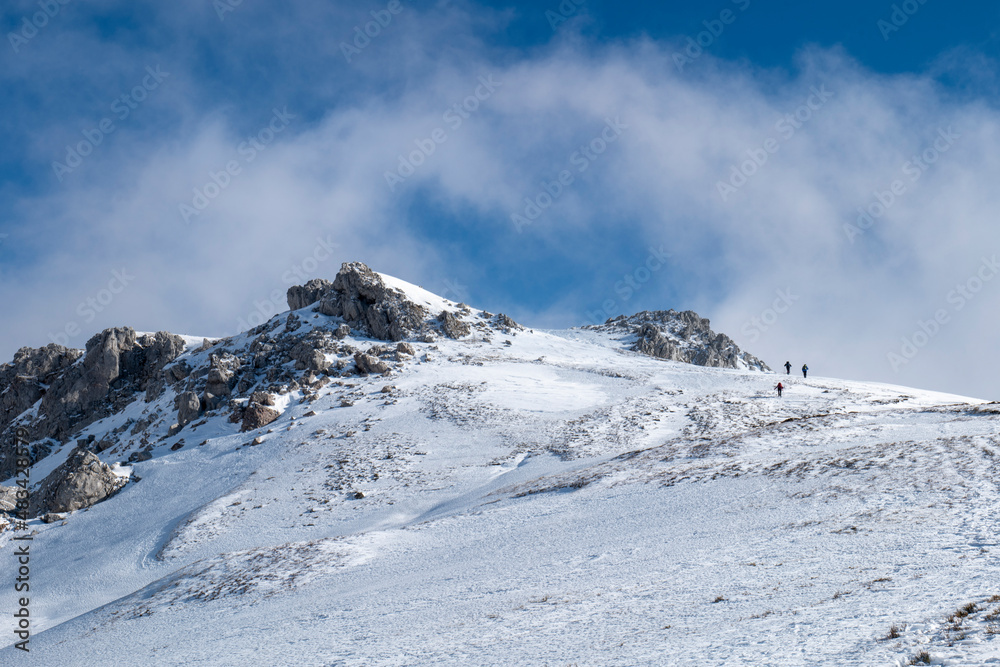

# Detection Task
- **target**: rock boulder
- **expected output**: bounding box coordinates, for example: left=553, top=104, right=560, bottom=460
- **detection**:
left=241, top=404, right=280, bottom=432
left=28, top=448, right=128, bottom=517
left=175, top=391, right=202, bottom=427
left=354, top=352, right=390, bottom=375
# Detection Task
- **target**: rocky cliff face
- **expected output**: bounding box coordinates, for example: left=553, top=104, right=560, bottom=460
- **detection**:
left=0, top=344, right=82, bottom=434
left=0, top=330, right=186, bottom=480
left=586, top=310, right=770, bottom=372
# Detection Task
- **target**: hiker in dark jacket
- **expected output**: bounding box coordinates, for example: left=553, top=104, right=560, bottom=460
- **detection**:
left=802, top=364, right=808, bottom=378
left=784, top=361, right=791, bottom=375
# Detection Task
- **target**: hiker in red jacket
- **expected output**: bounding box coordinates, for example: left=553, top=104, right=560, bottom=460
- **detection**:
left=775, top=382, right=784, bottom=398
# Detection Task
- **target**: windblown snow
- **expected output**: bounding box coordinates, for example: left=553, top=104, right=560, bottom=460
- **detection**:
left=1, top=277, right=998, bottom=666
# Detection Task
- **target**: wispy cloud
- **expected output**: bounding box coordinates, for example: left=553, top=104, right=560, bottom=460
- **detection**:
left=1, top=2, right=999, bottom=399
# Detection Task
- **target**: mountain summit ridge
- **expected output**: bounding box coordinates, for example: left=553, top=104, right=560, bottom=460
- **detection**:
left=0, top=260, right=765, bottom=503
left=0, top=261, right=995, bottom=666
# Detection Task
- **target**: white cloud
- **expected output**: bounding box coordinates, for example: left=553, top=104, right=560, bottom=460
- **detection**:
left=2, top=4, right=999, bottom=399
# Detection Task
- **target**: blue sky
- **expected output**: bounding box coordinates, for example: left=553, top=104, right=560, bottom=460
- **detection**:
left=2, top=0, right=1000, bottom=399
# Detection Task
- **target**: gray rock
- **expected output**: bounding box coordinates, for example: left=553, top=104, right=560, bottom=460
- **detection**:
left=249, top=391, right=275, bottom=406
left=0, top=329, right=186, bottom=481
left=286, top=278, right=334, bottom=311
left=396, top=342, right=416, bottom=356
left=41, top=513, right=67, bottom=524
left=587, top=310, right=770, bottom=372
left=29, top=448, right=128, bottom=517
left=241, top=404, right=280, bottom=432
left=144, top=376, right=166, bottom=402
left=203, top=392, right=228, bottom=412
left=289, top=262, right=429, bottom=341
left=0, top=375, right=44, bottom=425
left=205, top=368, right=233, bottom=398
left=334, top=324, right=351, bottom=339
left=175, top=391, right=202, bottom=427
left=168, top=361, right=191, bottom=382
left=493, top=313, right=522, bottom=333
left=203, top=366, right=234, bottom=411
left=131, top=332, right=187, bottom=385
left=291, top=341, right=329, bottom=372
left=354, top=352, right=390, bottom=375
left=438, top=311, right=471, bottom=339
left=0, top=486, right=17, bottom=513
left=0, top=344, right=83, bottom=430
left=32, top=328, right=184, bottom=443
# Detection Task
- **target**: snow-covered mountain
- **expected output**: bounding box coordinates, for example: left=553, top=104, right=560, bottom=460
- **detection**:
left=1, top=262, right=997, bottom=666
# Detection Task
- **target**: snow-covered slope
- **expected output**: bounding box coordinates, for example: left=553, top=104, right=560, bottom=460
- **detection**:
left=1, top=267, right=998, bottom=666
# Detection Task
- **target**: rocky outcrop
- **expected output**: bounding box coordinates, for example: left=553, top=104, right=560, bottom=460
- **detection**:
left=28, top=448, right=128, bottom=517
left=287, top=279, right=333, bottom=311
left=354, top=352, right=390, bottom=375
left=0, top=329, right=186, bottom=482
left=438, top=311, right=471, bottom=339
left=37, top=329, right=186, bottom=439
left=241, top=404, right=280, bottom=432
left=492, top=313, right=522, bottom=334
left=291, top=341, right=329, bottom=372
left=286, top=262, right=517, bottom=342
left=286, top=262, right=429, bottom=341
left=0, top=344, right=83, bottom=428
left=588, top=310, right=770, bottom=372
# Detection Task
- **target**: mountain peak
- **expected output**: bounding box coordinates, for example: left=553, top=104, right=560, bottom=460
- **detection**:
left=584, top=309, right=770, bottom=372
left=285, top=261, right=522, bottom=342
left=0, top=260, right=766, bottom=516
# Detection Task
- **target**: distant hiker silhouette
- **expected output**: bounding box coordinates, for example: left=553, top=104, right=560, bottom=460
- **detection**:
left=784, top=361, right=791, bottom=375
left=802, top=364, right=808, bottom=378
left=775, top=382, right=784, bottom=397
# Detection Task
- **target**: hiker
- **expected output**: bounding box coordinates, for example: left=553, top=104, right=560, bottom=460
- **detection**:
left=775, top=382, right=783, bottom=397
left=802, top=364, right=808, bottom=378
left=784, top=361, right=791, bottom=375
